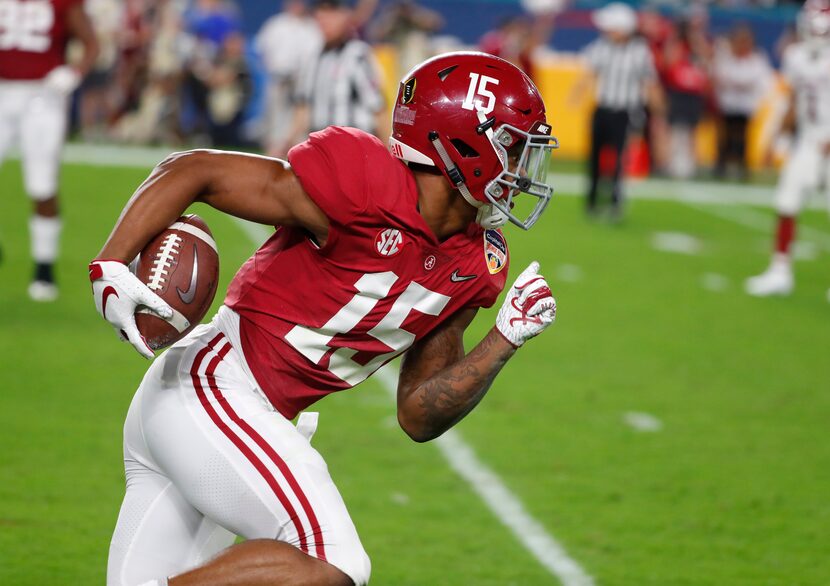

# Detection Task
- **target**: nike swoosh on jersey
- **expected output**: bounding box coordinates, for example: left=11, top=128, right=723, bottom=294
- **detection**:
left=176, top=245, right=199, bottom=304
left=102, top=286, right=119, bottom=320
left=450, top=269, right=477, bottom=283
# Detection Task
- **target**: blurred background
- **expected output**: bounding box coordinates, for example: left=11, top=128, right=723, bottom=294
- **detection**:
left=2, top=0, right=829, bottom=585
left=59, top=0, right=808, bottom=173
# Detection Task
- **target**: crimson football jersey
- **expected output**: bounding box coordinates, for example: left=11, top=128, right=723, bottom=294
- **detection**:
left=0, top=0, right=81, bottom=80
left=226, top=127, right=510, bottom=419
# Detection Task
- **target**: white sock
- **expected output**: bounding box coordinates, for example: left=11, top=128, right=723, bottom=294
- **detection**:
left=771, top=252, right=791, bottom=272
left=29, top=215, right=62, bottom=264
left=136, top=579, right=169, bottom=586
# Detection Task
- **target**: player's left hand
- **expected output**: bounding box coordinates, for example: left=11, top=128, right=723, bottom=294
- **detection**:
left=495, top=261, right=556, bottom=347
left=44, top=65, right=81, bottom=96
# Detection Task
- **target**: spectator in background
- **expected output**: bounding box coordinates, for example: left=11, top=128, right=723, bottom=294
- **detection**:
left=110, top=0, right=156, bottom=124
left=201, top=31, right=253, bottom=146
left=112, top=0, right=190, bottom=144
left=182, top=0, right=242, bottom=139
left=570, top=2, right=662, bottom=220
left=77, top=0, right=124, bottom=141
left=480, top=17, right=535, bottom=79
left=661, top=17, right=712, bottom=179
left=370, top=0, right=443, bottom=75
left=478, top=13, right=553, bottom=84
left=255, top=0, right=322, bottom=155
left=279, top=0, right=386, bottom=155
left=639, top=7, right=675, bottom=172
left=185, top=0, right=241, bottom=48
left=713, top=24, right=773, bottom=179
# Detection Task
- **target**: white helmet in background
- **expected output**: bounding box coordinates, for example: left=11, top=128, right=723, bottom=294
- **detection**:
left=799, top=0, right=830, bottom=47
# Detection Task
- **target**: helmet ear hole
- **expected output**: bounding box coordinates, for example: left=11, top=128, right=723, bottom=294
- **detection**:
left=450, top=139, right=480, bottom=158
left=437, top=65, right=458, bottom=81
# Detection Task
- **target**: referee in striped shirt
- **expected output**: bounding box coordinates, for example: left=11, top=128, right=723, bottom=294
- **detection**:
left=279, top=0, right=386, bottom=155
left=571, top=3, right=662, bottom=219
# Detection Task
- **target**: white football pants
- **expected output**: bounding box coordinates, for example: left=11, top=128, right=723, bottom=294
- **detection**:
left=775, top=136, right=830, bottom=216
left=107, top=308, right=371, bottom=586
left=0, top=80, right=68, bottom=200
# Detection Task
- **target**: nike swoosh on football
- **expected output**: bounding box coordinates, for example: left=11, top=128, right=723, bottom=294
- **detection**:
left=102, top=286, right=119, bottom=320
left=176, top=245, right=199, bottom=304
left=450, top=269, right=477, bottom=283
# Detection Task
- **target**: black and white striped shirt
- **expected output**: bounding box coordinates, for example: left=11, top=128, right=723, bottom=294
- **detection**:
left=584, top=37, right=655, bottom=111
left=299, top=39, right=385, bottom=133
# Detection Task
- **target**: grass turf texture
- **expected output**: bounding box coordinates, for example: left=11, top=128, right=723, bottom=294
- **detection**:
left=1, top=160, right=829, bottom=585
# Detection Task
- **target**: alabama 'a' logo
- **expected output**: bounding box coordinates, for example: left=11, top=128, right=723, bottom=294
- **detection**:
left=375, top=228, right=404, bottom=257
left=484, top=229, right=507, bottom=274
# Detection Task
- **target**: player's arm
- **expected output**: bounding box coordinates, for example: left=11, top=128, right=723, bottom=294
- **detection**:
left=396, top=263, right=555, bottom=442
left=90, top=151, right=328, bottom=358
left=44, top=3, right=100, bottom=95
left=397, top=309, right=512, bottom=442
left=96, top=150, right=328, bottom=263
left=66, top=2, right=100, bottom=77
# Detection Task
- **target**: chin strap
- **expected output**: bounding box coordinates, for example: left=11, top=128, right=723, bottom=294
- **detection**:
left=428, top=131, right=507, bottom=229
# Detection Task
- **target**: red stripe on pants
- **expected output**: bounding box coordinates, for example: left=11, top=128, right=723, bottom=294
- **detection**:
left=189, top=333, right=311, bottom=555
left=202, top=338, right=328, bottom=561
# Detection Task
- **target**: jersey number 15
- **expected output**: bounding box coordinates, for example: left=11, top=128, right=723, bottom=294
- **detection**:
left=285, top=272, right=451, bottom=386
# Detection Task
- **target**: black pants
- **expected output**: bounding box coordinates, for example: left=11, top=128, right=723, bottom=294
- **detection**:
left=587, top=107, right=630, bottom=210
left=716, top=113, right=750, bottom=177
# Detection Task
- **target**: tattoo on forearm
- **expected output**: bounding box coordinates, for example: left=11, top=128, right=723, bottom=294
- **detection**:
left=415, top=330, right=514, bottom=433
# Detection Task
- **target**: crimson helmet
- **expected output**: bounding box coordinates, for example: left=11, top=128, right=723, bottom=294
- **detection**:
left=799, top=0, right=830, bottom=44
left=390, top=52, right=558, bottom=230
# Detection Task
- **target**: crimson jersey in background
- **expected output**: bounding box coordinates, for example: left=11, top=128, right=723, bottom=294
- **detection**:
left=0, top=0, right=80, bottom=80
left=226, top=127, right=510, bottom=419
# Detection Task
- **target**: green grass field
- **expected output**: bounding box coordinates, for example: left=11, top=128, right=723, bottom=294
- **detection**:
left=1, top=157, right=829, bottom=585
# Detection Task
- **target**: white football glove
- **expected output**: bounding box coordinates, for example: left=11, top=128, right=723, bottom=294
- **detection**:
left=89, top=260, right=173, bottom=359
left=495, top=261, right=556, bottom=347
left=44, top=65, right=81, bottom=96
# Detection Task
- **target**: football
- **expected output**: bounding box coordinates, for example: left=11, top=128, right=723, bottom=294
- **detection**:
left=133, top=214, right=219, bottom=350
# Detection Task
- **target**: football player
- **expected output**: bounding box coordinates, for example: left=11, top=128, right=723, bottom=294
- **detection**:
left=0, top=0, right=99, bottom=301
left=90, top=52, right=559, bottom=586
left=745, top=0, right=830, bottom=299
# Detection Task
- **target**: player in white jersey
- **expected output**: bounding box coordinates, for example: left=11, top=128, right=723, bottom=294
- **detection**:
left=746, top=0, right=830, bottom=299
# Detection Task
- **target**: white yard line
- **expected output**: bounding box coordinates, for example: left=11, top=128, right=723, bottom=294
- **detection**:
left=232, top=217, right=594, bottom=586
left=623, top=411, right=664, bottom=433
left=650, top=232, right=703, bottom=255
left=373, top=366, right=594, bottom=586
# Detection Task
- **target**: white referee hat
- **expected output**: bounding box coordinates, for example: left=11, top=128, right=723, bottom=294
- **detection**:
left=592, top=2, right=638, bottom=35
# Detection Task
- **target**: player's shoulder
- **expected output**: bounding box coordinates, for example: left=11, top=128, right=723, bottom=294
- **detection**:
left=288, top=127, right=413, bottom=227
left=291, top=126, right=404, bottom=184
left=313, top=126, right=389, bottom=155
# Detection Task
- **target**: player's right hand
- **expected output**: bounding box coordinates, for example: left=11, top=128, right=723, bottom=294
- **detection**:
left=44, top=65, right=81, bottom=96
left=88, top=260, right=173, bottom=359
left=495, top=261, right=556, bottom=348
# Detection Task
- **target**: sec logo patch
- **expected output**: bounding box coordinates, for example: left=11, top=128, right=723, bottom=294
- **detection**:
left=484, top=230, right=507, bottom=274
left=375, top=228, right=404, bottom=257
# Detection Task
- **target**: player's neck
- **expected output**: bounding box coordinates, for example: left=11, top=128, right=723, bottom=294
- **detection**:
left=411, top=168, right=477, bottom=242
